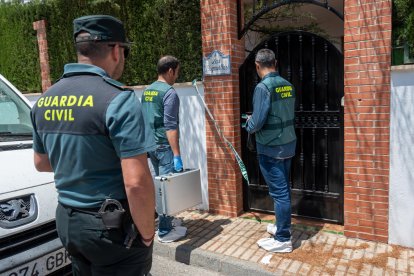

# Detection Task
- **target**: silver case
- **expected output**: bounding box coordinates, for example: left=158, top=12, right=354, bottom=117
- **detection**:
left=155, top=169, right=202, bottom=216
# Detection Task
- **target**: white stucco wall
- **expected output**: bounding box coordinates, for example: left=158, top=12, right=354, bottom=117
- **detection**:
left=389, top=66, right=414, bottom=248
left=134, top=82, right=208, bottom=210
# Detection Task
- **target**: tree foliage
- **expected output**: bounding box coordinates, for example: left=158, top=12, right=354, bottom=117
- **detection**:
left=393, top=0, right=414, bottom=52
left=0, top=0, right=201, bottom=92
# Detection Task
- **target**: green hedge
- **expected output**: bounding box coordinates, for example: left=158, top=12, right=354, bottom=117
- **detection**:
left=393, top=0, right=414, bottom=62
left=0, top=0, right=201, bottom=92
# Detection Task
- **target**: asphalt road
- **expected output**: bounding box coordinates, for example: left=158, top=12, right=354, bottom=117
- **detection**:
left=150, top=255, right=223, bottom=276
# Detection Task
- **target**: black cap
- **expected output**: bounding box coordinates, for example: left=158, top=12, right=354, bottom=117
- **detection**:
left=73, top=15, right=131, bottom=44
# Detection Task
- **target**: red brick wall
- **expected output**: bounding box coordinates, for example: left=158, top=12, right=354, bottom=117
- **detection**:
left=343, top=0, right=392, bottom=243
left=201, top=0, right=245, bottom=216
left=33, top=20, right=52, bottom=93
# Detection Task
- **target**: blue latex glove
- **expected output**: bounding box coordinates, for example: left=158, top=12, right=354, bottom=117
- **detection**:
left=173, top=156, right=183, bottom=172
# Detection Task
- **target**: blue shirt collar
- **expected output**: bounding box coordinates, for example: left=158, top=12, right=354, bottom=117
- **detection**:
left=262, top=71, right=279, bottom=81
left=63, top=63, right=109, bottom=78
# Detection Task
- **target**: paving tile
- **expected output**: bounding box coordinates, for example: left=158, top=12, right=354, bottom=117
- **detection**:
left=240, top=248, right=256, bottom=260
left=277, top=258, right=292, bottom=271
left=267, top=255, right=282, bottom=270
left=360, top=264, right=373, bottom=275
left=336, top=265, right=347, bottom=272
left=231, top=246, right=247, bottom=258
left=309, top=267, right=323, bottom=276
left=351, top=249, right=365, bottom=260
left=342, top=249, right=353, bottom=259
left=372, top=266, right=384, bottom=276
left=332, top=246, right=343, bottom=257
left=223, top=244, right=238, bottom=256
left=377, top=243, right=388, bottom=254
left=397, top=258, right=409, bottom=273
left=364, top=251, right=375, bottom=259
left=347, top=266, right=358, bottom=274
left=250, top=250, right=267, bottom=263
left=326, top=235, right=338, bottom=245
left=410, top=259, right=414, bottom=274
left=384, top=270, right=397, bottom=276
left=298, top=263, right=312, bottom=275
left=322, top=244, right=333, bottom=253
left=317, top=234, right=328, bottom=244
left=199, top=239, right=216, bottom=250
left=174, top=211, right=414, bottom=276
left=234, top=236, right=248, bottom=246
left=206, top=240, right=222, bottom=252
left=346, top=239, right=356, bottom=247
left=336, top=236, right=347, bottom=246
left=387, top=257, right=397, bottom=270
left=286, top=260, right=302, bottom=274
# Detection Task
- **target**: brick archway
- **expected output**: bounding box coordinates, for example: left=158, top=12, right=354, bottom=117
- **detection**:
left=201, top=0, right=392, bottom=243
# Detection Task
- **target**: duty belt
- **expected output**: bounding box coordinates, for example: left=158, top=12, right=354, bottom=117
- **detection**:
left=262, top=119, right=295, bottom=130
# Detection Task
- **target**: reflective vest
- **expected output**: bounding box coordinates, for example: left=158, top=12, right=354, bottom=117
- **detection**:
left=255, top=73, right=296, bottom=146
left=141, top=81, right=172, bottom=144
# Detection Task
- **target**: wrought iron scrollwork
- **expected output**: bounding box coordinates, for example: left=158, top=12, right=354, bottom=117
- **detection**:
left=237, top=0, right=344, bottom=38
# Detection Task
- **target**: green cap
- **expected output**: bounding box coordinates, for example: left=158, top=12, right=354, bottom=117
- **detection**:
left=73, top=15, right=131, bottom=44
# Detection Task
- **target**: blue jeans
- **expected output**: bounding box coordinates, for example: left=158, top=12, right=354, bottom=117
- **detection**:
left=149, top=145, right=174, bottom=236
left=258, top=154, right=292, bottom=242
left=148, top=145, right=174, bottom=176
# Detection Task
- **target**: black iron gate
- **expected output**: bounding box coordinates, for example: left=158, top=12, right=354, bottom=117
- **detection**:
left=240, top=31, right=344, bottom=223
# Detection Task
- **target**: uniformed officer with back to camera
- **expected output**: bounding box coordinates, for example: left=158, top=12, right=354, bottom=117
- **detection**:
left=31, top=15, right=156, bottom=276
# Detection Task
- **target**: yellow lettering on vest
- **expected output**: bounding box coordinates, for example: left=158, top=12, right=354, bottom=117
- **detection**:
left=55, top=109, right=64, bottom=120
left=281, top=92, right=292, bottom=98
left=144, top=90, right=159, bottom=96
left=275, top=86, right=292, bottom=93
left=51, top=96, right=59, bottom=107
left=82, top=95, right=93, bottom=107
left=60, top=96, right=67, bottom=107
left=44, top=97, right=52, bottom=107
left=68, top=109, right=75, bottom=121
left=145, top=96, right=153, bottom=102
left=67, top=96, right=77, bottom=106
left=44, top=109, right=76, bottom=121
left=37, top=97, right=44, bottom=107
left=44, top=109, right=51, bottom=120
left=77, top=95, right=84, bottom=106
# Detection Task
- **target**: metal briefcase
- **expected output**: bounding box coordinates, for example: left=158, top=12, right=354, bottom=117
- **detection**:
left=154, top=169, right=202, bottom=216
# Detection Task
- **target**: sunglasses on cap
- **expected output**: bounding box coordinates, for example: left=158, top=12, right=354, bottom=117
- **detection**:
left=108, top=42, right=130, bottom=59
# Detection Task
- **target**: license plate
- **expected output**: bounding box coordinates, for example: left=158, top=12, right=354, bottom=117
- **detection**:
left=2, top=248, right=71, bottom=276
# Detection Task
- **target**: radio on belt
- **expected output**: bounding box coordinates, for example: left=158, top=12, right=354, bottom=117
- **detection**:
left=154, top=168, right=202, bottom=216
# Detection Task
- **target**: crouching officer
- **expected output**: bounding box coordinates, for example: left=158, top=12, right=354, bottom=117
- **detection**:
left=31, top=15, right=156, bottom=276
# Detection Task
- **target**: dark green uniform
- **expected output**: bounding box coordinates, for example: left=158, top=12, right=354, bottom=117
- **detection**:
left=255, top=75, right=296, bottom=146
left=141, top=81, right=173, bottom=145
left=31, top=63, right=155, bottom=276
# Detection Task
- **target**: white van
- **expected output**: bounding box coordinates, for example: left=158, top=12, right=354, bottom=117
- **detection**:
left=0, top=74, right=71, bottom=275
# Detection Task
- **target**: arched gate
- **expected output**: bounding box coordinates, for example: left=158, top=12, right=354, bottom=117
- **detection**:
left=240, top=31, right=344, bottom=223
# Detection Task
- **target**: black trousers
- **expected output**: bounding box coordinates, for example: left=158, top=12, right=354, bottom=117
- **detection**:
left=56, top=203, right=152, bottom=276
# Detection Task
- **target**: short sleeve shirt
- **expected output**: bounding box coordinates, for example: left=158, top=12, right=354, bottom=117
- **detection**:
left=31, top=64, right=156, bottom=208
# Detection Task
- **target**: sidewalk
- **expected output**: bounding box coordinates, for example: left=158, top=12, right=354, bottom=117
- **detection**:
left=153, top=210, right=414, bottom=275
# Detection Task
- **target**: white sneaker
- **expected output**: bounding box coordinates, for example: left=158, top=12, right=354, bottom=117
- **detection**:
left=157, top=226, right=187, bottom=243
left=266, top=224, right=277, bottom=235
left=171, top=218, right=182, bottom=227
left=257, top=238, right=292, bottom=253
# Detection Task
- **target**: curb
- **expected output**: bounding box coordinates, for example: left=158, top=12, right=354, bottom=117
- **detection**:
left=153, top=241, right=280, bottom=276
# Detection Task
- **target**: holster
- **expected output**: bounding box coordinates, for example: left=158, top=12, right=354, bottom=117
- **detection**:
left=98, top=199, right=126, bottom=229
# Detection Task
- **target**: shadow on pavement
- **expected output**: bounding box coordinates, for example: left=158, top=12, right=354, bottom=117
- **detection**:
left=174, top=217, right=231, bottom=264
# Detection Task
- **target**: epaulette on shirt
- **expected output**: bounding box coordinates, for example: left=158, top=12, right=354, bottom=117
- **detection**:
left=103, top=76, right=133, bottom=92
